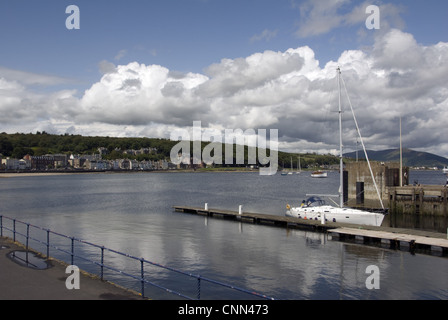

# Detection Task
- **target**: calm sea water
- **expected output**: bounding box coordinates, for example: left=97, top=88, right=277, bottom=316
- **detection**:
left=0, top=170, right=447, bottom=300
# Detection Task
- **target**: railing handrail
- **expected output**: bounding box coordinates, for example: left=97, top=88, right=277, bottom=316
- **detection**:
left=0, top=215, right=274, bottom=300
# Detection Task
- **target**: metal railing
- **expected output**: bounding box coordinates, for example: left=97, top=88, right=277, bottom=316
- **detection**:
left=0, top=215, right=274, bottom=300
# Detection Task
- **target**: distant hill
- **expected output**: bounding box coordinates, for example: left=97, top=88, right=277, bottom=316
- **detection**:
left=2, top=132, right=446, bottom=168
left=344, top=148, right=448, bottom=168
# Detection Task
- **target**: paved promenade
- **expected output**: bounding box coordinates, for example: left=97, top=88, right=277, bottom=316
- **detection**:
left=0, top=237, right=142, bottom=300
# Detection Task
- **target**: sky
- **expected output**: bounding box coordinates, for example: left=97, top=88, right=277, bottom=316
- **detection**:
left=1, top=0, right=448, bottom=159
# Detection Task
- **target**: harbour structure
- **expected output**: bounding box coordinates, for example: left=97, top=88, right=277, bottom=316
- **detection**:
left=387, top=184, right=448, bottom=231
left=344, top=161, right=409, bottom=208
left=344, top=161, right=447, bottom=231
left=388, top=184, right=448, bottom=217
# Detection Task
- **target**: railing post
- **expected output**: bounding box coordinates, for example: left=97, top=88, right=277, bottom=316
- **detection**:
left=13, top=219, right=16, bottom=242
left=26, top=224, right=30, bottom=250
left=71, top=237, right=74, bottom=266
left=25, top=224, right=30, bottom=264
left=140, top=258, right=145, bottom=298
left=100, top=246, right=104, bottom=280
left=46, top=230, right=50, bottom=258
left=197, top=276, right=201, bottom=300
left=0, top=215, right=3, bottom=237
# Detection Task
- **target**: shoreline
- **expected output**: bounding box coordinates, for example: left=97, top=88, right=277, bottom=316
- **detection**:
left=2, top=167, right=443, bottom=178
left=0, top=172, right=85, bottom=178
left=0, top=168, right=263, bottom=178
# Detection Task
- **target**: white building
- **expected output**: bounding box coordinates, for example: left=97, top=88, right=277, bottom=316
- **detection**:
left=1, top=158, right=31, bottom=170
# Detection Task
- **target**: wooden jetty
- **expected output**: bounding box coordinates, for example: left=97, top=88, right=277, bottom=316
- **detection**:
left=329, top=227, right=448, bottom=254
left=173, top=205, right=448, bottom=255
left=173, top=205, right=336, bottom=232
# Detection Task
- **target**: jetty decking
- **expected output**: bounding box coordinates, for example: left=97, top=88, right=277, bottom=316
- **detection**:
left=173, top=206, right=448, bottom=255
left=173, top=205, right=336, bottom=232
left=329, top=227, right=448, bottom=254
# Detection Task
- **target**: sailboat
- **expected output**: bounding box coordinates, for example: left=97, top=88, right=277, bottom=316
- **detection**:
left=280, top=161, right=288, bottom=175
left=311, top=171, right=327, bottom=178
left=281, top=158, right=294, bottom=175
left=286, top=67, right=386, bottom=227
left=296, top=157, right=301, bottom=174
left=288, top=157, right=293, bottom=174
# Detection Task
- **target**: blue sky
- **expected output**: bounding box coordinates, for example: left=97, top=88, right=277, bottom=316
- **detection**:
left=1, top=0, right=448, bottom=158
left=2, top=0, right=446, bottom=86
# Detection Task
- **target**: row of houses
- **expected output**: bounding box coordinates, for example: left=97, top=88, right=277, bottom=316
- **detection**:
left=74, top=158, right=174, bottom=171
left=1, top=154, right=175, bottom=171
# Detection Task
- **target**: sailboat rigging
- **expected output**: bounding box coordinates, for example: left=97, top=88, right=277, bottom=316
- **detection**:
left=288, top=157, right=293, bottom=174
left=286, top=67, right=386, bottom=227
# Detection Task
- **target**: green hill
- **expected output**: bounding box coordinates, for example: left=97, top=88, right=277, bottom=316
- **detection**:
left=344, top=148, right=448, bottom=168
left=0, top=132, right=338, bottom=168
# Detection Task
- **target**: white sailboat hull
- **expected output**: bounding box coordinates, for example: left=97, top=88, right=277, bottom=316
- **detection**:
left=311, top=172, right=327, bottom=178
left=286, top=205, right=385, bottom=227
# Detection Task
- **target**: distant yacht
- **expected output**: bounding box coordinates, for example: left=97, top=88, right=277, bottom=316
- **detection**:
left=311, top=171, right=327, bottom=178
left=281, top=157, right=295, bottom=175
left=443, top=166, right=448, bottom=174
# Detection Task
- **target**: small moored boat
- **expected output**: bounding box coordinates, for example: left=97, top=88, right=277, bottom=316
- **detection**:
left=311, top=171, right=327, bottom=178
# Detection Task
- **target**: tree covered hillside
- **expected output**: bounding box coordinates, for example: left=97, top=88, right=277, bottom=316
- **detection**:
left=0, top=132, right=340, bottom=169
left=0, top=132, right=175, bottom=161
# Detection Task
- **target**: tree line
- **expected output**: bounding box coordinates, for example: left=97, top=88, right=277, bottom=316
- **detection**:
left=0, top=132, right=339, bottom=168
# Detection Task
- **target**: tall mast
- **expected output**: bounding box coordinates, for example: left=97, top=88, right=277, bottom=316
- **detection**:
left=337, top=67, right=344, bottom=208
left=339, top=68, right=385, bottom=210
left=399, top=117, right=403, bottom=187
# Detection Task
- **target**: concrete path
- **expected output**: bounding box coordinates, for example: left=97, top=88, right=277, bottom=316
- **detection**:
left=0, top=237, right=142, bottom=300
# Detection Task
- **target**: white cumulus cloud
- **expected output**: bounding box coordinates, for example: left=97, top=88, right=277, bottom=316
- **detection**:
left=0, top=29, right=447, bottom=158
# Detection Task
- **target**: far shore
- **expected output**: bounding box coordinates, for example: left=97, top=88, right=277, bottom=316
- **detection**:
left=0, top=172, right=84, bottom=178
left=0, top=167, right=440, bottom=178
left=0, top=168, right=265, bottom=178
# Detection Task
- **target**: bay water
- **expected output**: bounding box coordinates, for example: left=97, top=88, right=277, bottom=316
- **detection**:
left=0, top=170, right=447, bottom=300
